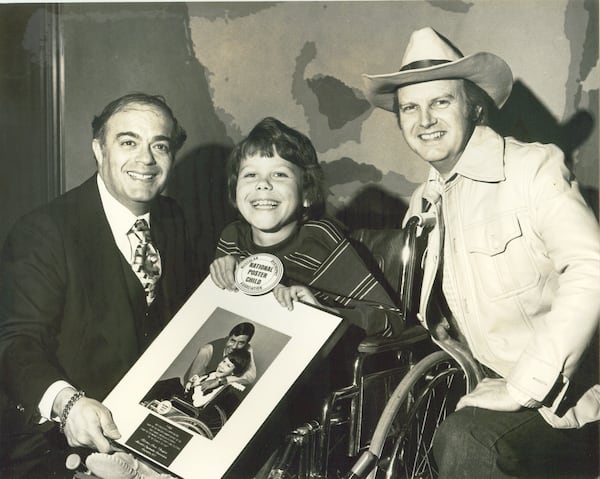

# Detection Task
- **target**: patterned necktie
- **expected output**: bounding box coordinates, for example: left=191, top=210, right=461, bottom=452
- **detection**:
left=130, top=219, right=161, bottom=305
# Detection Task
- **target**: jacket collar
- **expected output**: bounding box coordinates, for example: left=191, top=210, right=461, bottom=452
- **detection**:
left=427, top=125, right=506, bottom=186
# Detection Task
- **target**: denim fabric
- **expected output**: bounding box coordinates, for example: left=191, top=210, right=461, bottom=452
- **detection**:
left=433, top=406, right=599, bottom=479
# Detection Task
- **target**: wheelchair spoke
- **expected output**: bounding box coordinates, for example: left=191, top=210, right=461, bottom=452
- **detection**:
left=376, top=354, right=467, bottom=479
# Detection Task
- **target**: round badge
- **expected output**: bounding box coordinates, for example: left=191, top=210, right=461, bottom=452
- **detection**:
left=235, top=253, right=284, bottom=296
left=156, top=400, right=172, bottom=415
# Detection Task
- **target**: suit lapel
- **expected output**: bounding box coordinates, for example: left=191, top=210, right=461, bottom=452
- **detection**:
left=149, top=198, right=173, bottom=321
left=76, top=177, right=141, bottom=361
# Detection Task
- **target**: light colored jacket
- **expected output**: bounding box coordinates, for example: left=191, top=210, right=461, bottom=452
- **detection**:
left=406, top=126, right=600, bottom=428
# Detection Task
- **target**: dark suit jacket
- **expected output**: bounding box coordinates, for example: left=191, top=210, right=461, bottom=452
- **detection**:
left=0, top=175, right=195, bottom=464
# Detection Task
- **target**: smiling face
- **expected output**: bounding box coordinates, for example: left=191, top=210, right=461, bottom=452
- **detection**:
left=235, top=152, right=304, bottom=246
left=396, top=79, right=475, bottom=178
left=215, top=357, right=236, bottom=377
left=93, top=103, right=175, bottom=215
left=223, top=334, right=250, bottom=355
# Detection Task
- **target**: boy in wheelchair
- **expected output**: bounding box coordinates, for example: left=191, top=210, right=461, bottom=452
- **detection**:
left=209, top=117, right=406, bottom=476
left=210, top=117, right=402, bottom=338
left=142, top=348, right=251, bottom=427
left=184, top=348, right=251, bottom=408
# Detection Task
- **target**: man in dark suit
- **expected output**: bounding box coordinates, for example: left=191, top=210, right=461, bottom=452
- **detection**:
left=0, top=93, right=195, bottom=477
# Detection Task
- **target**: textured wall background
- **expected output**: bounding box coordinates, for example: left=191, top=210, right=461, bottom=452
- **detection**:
left=55, top=0, right=598, bottom=272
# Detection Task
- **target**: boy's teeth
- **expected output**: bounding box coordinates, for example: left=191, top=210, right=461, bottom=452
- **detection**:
left=252, top=200, right=277, bottom=206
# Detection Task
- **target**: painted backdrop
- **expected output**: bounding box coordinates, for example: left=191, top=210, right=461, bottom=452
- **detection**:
left=55, top=0, right=599, bottom=272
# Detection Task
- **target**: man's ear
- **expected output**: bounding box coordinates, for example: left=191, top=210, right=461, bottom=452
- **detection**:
left=303, top=198, right=311, bottom=208
left=92, top=139, right=103, bottom=165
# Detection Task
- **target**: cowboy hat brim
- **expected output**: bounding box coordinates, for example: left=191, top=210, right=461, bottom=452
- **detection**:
left=362, top=52, right=513, bottom=112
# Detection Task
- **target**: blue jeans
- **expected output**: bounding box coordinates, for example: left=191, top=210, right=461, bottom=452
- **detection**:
left=433, top=406, right=599, bottom=479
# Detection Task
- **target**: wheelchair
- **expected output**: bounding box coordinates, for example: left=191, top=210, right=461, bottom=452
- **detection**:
left=141, top=379, right=246, bottom=439
left=267, top=217, right=483, bottom=479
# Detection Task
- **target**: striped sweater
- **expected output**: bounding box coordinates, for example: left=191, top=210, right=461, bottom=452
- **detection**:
left=216, top=218, right=402, bottom=336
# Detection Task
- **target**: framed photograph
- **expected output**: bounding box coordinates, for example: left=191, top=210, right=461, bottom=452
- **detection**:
left=103, top=277, right=345, bottom=479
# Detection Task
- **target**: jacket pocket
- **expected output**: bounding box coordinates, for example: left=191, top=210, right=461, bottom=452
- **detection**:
left=464, top=213, right=540, bottom=300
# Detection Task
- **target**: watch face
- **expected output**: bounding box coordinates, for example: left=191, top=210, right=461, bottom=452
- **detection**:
left=234, top=253, right=284, bottom=296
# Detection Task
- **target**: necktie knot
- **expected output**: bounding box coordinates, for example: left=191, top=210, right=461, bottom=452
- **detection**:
left=131, top=219, right=151, bottom=244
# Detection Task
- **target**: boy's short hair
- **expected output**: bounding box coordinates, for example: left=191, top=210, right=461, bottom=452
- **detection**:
left=226, top=117, right=326, bottom=220
left=226, top=348, right=251, bottom=376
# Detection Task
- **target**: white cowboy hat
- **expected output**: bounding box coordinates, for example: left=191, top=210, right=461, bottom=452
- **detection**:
left=362, top=27, right=513, bottom=111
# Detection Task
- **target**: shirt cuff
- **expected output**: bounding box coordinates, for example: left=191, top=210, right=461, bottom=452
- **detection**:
left=506, top=382, right=542, bottom=409
left=38, top=380, right=75, bottom=423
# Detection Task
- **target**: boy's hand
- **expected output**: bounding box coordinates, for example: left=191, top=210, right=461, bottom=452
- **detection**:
left=199, top=378, right=221, bottom=393
left=210, top=255, right=238, bottom=291
left=185, top=374, right=201, bottom=392
left=273, top=285, right=319, bottom=311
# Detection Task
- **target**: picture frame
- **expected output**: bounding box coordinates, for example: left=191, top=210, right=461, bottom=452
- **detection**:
left=103, top=277, right=345, bottom=479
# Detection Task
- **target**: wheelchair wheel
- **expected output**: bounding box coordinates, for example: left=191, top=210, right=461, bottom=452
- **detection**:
left=379, top=350, right=466, bottom=479
left=167, top=414, right=215, bottom=438
left=345, top=350, right=469, bottom=479
left=196, top=404, right=228, bottom=436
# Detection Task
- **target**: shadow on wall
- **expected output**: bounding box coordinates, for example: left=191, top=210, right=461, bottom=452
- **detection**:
left=333, top=79, right=598, bottom=232
left=334, top=185, right=409, bottom=231
left=492, top=80, right=598, bottom=215
left=169, top=144, right=237, bottom=281
left=166, top=80, right=597, bottom=282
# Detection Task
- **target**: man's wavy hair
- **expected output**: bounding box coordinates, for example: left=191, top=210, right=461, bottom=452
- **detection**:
left=226, top=117, right=326, bottom=221
left=229, top=322, right=255, bottom=342
left=91, top=92, right=187, bottom=154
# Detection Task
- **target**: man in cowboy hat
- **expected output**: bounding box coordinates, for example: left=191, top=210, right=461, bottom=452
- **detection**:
left=363, top=27, right=600, bottom=477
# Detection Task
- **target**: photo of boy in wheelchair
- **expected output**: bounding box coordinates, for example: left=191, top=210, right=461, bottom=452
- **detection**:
left=184, top=349, right=251, bottom=408
left=141, top=349, right=251, bottom=439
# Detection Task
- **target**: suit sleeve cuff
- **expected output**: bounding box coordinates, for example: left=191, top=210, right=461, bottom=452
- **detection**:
left=38, top=380, right=75, bottom=423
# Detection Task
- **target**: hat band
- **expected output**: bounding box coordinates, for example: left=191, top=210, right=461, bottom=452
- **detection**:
left=400, top=59, right=452, bottom=72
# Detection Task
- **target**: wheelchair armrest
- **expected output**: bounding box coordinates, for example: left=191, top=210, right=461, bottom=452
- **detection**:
left=357, top=324, right=429, bottom=355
